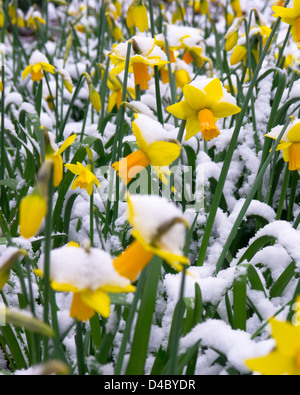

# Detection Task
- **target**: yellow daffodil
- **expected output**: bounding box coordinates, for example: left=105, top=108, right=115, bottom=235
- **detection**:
left=126, top=0, right=149, bottom=33
left=245, top=318, right=300, bottom=375
left=106, top=12, right=123, bottom=42
left=112, top=113, right=181, bottom=185
left=167, top=77, right=241, bottom=141
left=272, top=0, right=300, bottom=48
left=22, top=50, right=55, bottom=82
left=65, top=162, right=100, bottom=196
left=265, top=120, right=300, bottom=171
left=113, top=194, right=189, bottom=281
left=26, top=7, right=46, bottom=30
left=180, top=35, right=210, bottom=68
left=230, top=0, right=243, bottom=17
left=107, top=74, right=135, bottom=113
left=19, top=160, right=53, bottom=239
left=8, top=3, right=25, bottom=27
left=109, top=35, right=168, bottom=90
left=0, top=248, right=27, bottom=290
left=0, top=81, right=3, bottom=91
left=82, top=72, right=101, bottom=112
left=35, top=244, right=135, bottom=321
left=230, top=25, right=272, bottom=66
left=19, top=192, right=48, bottom=239
left=45, top=132, right=77, bottom=187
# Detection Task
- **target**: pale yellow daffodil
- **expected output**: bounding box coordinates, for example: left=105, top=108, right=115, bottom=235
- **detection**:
left=22, top=50, right=55, bottom=82
left=126, top=0, right=149, bottom=33
left=65, top=162, right=100, bottom=196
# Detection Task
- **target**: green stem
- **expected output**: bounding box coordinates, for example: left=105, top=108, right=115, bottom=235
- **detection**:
left=214, top=118, right=291, bottom=275
left=276, top=163, right=290, bottom=220
left=90, top=192, right=94, bottom=247
left=0, top=64, right=5, bottom=212
left=42, top=165, right=54, bottom=361
left=75, top=321, right=85, bottom=375
left=196, top=16, right=281, bottom=267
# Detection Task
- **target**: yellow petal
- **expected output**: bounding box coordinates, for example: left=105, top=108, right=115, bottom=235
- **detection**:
left=204, top=78, right=224, bottom=104
left=22, top=65, right=32, bottom=79
left=81, top=289, right=111, bottom=318
left=57, top=134, right=77, bottom=155
left=65, top=163, right=82, bottom=175
left=70, top=292, right=95, bottom=321
left=211, top=101, right=241, bottom=118
left=51, top=282, right=80, bottom=293
left=287, top=122, right=300, bottom=142
left=19, top=194, right=47, bottom=239
left=183, top=83, right=207, bottom=111
left=185, top=117, right=201, bottom=140
left=245, top=350, right=300, bottom=375
left=146, top=141, right=181, bottom=166
left=40, top=62, right=55, bottom=74
left=167, top=101, right=195, bottom=121
left=132, top=4, right=148, bottom=32
left=113, top=240, right=154, bottom=281
left=269, top=318, right=300, bottom=357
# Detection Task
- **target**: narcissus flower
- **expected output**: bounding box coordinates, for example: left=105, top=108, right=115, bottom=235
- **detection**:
left=245, top=318, right=300, bottom=375
left=230, top=0, right=243, bottom=17
left=265, top=120, right=300, bottom=171
left=19, top=193, right=48, bottom=239
left=167, top=77, right=241, bottom=141
left=126, top=0, right=148, bottom=33
left=272, top=0, right=300, bottom=48
left=113, top=194, right=189, bottom=281
left=26, top=7, right=46, bottom=30
left=109, top=35, right=168, bottom=90
left=36, top=244, right=135, bottom=321
left=65, top=162, right=100, bottom=196
left=45, top=132, right=77, bottom=187
left=107, top=73, right=135, bottom=113
left=22, top=50, right=55, bottom=82
left=180, top=34, right=210, bottom=68
left=112, top=113, right=181, bottom=185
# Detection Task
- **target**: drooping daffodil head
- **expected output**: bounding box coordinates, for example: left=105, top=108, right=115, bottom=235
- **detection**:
left=109, top=35, right=168, bottom=90
left=22, top=50, right=55, bottom=82
left=167, top=76, right=241, bottom=141
left=35, top=243, right=136, bottom=322
left=265, top=119, right=300, bottom=171
left=112, top=113, right=181, bottom=185
left=113, top=194, right=189, bottom=282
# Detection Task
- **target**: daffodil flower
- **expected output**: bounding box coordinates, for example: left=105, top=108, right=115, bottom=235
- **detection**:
left=107, top=74, right=135, bottom=113
left=230, top=0, right=243, bottom=17
left=22, top=50, right=55, bottom=82
left=272, top=0, right=300, bottom=48
left=19, top=192, right=48, bottom=239
left=45, top=132, right=77, bottom=187
left=65, top=162, right=100, bottom=196
left=109, top=35, right=168, bottom=90
left=113, top=194, right=189, bottom=281
left=19, top=160, right=53, bottom=239
left=265, top=120, right=300, bottom=171
left=167, top=77, right=241, bottom=141
left=126, top=0, right=149, bottom=33
left=180, top=35, right=210, bottom=68
left=26, top=7, right=46, bottom=30
left=245, top=318, right=300, bottom=375
left=35, top=244, right=135, bottom=321
left=112, top=113, right=181, bottom=185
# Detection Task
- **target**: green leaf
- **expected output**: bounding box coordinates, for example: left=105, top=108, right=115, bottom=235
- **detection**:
left=270, top=261, right=296, bottom=299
